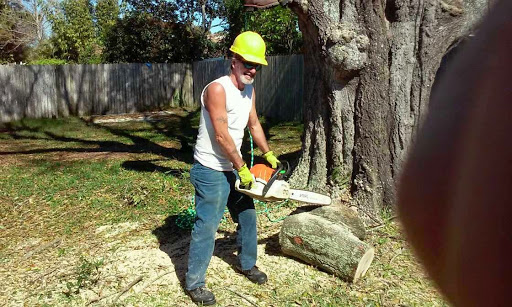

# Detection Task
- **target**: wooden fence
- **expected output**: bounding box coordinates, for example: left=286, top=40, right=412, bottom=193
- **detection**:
left=193, top=55, right=303, bottom=121
left=0, top=63, right=193, bottom=123
left=0, top=55, right=303, bottom=123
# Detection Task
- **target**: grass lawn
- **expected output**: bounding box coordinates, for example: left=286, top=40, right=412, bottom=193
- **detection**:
left=0, top=109, right=447, bottom=306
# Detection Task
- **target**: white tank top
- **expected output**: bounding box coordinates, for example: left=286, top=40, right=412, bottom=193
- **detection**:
left=194, top=75, right=254, bottom=171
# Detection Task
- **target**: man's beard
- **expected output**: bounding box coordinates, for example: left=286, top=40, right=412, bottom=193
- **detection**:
left=240, top=74, right=254, bottom=85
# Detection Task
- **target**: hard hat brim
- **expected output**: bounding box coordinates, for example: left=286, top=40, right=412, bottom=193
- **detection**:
left=230, top=47, right=268, bottom=66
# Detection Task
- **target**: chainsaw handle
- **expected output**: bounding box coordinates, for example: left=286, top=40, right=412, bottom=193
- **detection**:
left=235, top=175, right=256, bottom=191
left=278, top=160, right=291, bottom=179
left=239, top=182, right=252, bottom=190
left=262, top=161, right=290, bottom=196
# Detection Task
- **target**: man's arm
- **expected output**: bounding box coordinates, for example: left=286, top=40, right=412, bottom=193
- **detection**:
left=204, top=83, right=245, bottom=170
left=247, top=89, right=270, bottom=154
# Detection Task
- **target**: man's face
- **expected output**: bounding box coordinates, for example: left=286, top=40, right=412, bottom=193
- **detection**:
left=234, top=57, right=261, bottom=85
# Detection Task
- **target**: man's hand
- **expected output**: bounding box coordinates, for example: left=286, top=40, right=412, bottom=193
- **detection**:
left=237, top=164, right=255, bottom=189
left=263, top=151, right=280, bottom=169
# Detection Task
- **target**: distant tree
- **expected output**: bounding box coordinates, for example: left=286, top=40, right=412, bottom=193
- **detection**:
left=103, top=12, right=212, bottom=63
left=170, top=0, right=224, bottom=57
left=103, top=0, right=222, bottom=63
left=47, top=0, right=99, bottom=63
left=124, top=0, right=178, bottom=22
left=23, top=0, right=51, bottom=43
left=95, top=0, right=119, bottom=47
left=220, top=1, right=302, bottom=55
left=220, top=0, right=244, bottom=52
left=174, top=0, right=223, bottom=33
left=244, top=6, right=302, bottom=55
left=0, top=0, right=38, bottom=62
left=25, top=38, right=57, bottom=62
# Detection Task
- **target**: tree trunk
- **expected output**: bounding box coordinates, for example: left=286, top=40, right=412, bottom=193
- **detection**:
left=280, top=211, right=375, bottom=282
left=287, top=0, right=489, bottom=223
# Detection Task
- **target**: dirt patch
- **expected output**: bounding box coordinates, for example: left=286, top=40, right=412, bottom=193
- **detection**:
left=84, top=110, right=190, bottom=124
left=0, top=151, right=137, bottom=166
left=1, top=204, right=444, bottom=306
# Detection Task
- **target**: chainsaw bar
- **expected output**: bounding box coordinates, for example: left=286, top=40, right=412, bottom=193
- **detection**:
left=235, top=178, right=332, bottom=205
left=288, top=189, right=332, bottom=205
left=235, top=160, right=331, bottom=206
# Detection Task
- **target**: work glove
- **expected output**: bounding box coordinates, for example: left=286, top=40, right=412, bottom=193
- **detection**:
left=237, top=163, right=255, bottom=189
left=263, top=151, right=280, bottom=169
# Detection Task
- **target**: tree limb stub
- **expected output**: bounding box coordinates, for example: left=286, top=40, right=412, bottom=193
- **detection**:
left=327, top=23, right=370, bottom=75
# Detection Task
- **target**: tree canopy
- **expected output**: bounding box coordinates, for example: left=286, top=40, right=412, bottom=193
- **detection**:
left=2, top=0, right=302, bottom=64
left=222, top=0, right=301, bottom=55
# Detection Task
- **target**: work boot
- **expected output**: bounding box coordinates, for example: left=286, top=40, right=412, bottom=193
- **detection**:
left=187, top=286, right=216, bottom=306
left=244, top=0, right=290, bottom=10
left=238, top=266, right=268, bottom=284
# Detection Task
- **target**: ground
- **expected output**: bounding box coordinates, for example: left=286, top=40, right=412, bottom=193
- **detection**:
left=0, top=111, right=447, bottom=306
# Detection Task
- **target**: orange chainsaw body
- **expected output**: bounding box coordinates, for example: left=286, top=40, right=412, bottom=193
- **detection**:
left=250, top=164, right=275, bottom=182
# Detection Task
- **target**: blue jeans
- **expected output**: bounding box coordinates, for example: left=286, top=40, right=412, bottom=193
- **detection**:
left=185, top=161, right=257, bottom=290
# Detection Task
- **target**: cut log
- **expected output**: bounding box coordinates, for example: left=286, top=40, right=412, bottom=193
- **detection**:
left=279, top=212, right=374, bottom=283
left=309, top=205, right=366, bottom=240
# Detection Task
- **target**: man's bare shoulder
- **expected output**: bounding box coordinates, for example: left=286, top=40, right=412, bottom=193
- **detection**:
left=205, top=82, right=226, bottom=99
left=204, top=82, right=227, bottom=112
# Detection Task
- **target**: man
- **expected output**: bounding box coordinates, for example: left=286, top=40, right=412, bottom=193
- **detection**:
left=185, top=31, right=280, bottom=306
left=398, top=0, right=511, bottom=306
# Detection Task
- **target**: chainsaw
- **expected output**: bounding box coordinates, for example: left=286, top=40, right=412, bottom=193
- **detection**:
left=235, top=161, right=331, bottom=205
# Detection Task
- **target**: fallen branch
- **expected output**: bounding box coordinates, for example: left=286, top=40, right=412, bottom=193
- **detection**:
left=86, top=291, right=117, bottom=305
left=31, top=267, right=59, bottom=283
left=367, top=215, right=398, bottom=232
left=224, top=288, right=259, bottom=307
left=138, top=270, right=175, bottom=293
left=112, top=276, right=143, bottom=303
left=23, top=238, right=62, bottom=259
left=87, top=276, right=143, bottom=305
left=389, top=249, right=404, bottom=265
left=367, top=224, right=386, bottom=232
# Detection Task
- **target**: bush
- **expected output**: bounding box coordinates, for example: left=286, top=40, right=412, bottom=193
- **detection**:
left=27, top=58, right=68, bottom=65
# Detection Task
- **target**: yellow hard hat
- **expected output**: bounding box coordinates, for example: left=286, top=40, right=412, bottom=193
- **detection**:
left=229, top=31, right=268, bottom=66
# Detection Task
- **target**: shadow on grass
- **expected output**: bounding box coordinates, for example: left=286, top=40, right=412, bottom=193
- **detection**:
left=1, top=109, right=302, bottom=176
left=0, top=110, right=199, bottom=165
left=152, top=216, right=244, bottom=289
left=121, top=160, right=189, bottom=178
left=150, top=178, right=317, bottom=290
left=152, top=215, right=192, bottom=289
left=153, top=211, right=296, bottom=290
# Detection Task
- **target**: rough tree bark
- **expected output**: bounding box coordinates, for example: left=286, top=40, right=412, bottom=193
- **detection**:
left=287, top=0, right=489, bottom=222
left=280, top=211, right=374, bottom=282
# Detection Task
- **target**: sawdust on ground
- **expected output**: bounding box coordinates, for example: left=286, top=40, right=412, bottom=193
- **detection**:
left=2, top=207, right=324, bottom=306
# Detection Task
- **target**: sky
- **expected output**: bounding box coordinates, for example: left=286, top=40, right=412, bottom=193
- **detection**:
left=210, top=17, right=224, bottom=33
